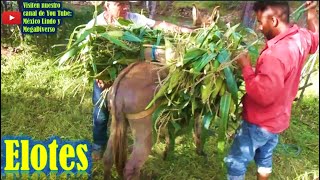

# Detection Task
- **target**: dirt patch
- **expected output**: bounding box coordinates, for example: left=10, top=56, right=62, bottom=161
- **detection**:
left=1, top=46, right=11, bottom=57
left=1, top=45, right=23, bottom=58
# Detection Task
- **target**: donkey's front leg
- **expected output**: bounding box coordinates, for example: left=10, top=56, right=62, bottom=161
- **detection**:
left=163, top=123, right=176, bottom=160
left=193, top=114, right=208, bottom=160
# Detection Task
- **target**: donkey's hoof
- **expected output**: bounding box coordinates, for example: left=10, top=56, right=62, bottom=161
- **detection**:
left=163, top=151, right=168, bottom=160
left=196, top=150, right=207, bottom=156
left=103, top=175, right=112, bottom=180
left=163, top=150, right=175, bottom=160
left=197, top=150, right=209, bottom=163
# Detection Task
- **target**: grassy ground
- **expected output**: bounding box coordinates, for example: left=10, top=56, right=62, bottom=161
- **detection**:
left=1, top=2, right=319, bottom=180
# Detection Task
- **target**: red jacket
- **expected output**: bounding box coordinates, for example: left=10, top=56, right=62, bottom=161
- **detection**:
left=242, top=24, right=319, bottom=133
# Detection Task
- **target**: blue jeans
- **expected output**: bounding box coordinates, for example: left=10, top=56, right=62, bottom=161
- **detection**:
left=92, top=80, right=109, bottom=149
left=224, top=120, right=279, bottom=180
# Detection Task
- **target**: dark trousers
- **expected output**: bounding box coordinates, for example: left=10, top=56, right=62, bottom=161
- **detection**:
left=92, top=80, right=109, bottom=148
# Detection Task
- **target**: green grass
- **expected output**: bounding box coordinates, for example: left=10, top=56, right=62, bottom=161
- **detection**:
left=1, top=48, right=93, bottom=140
left=1, top=2, right=96, bottom=56
left=1, top=2, right=319, bottom=180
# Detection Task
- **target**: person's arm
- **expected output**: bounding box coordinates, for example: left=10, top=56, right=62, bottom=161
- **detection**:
left=127, top=13, right=194, bottom=33
left=152, top=21, right=194, bottom=33
left=306, top=1, right=319, bottom=33
left=304, top=1, right=319, bottom=54
left=237, top=52, right=286, bottom=107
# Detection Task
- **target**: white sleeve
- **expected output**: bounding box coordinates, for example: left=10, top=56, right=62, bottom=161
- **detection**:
left=85, top=12, right=108, bottom=29
left=127, top=13, right=156, bottom=27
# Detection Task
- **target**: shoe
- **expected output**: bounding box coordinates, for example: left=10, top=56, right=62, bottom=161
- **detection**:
left=92, top=144, right=104, bottom=161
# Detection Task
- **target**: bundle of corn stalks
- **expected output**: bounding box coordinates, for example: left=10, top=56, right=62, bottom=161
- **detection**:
left=145, top=21, right=261, bottom=152
left=57, top=18, right=191, bottom=98
left=146, top=2, right=313, bottom=152
left=58, top=15, right=261, bottom=152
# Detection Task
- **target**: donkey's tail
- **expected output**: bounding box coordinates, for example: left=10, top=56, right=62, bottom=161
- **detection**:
left=111, top=103, right=128, bottom=177
left=109, top=62, right=141, bottom=177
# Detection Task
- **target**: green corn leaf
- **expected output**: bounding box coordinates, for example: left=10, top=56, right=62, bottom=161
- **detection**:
left=213, top=60, right=220, bottom=71
left=224, top=23, right=240, bottom=39
left=209, top=43, right=217, bottom=53
left=107, top=30, right=124, bottom=38
left=231, top=32, right=242, bottom=49
left=99, top=32, right=131, bottom=51
left=116, top=58, right=137, bottom=65
left=122, top=31, right=142, bottom=42
left=211, top=30, right=222, bottom=43
left=292, top=9, right=304, bottom=22
left=168, top=70, right=182, bottom=94
left=191, top=96, right=198, bottom=115
left=171, top=121, right=182, bottom=134
left=107, top=67, right=117, bottom=80
left=244, top=27, right=258, bottom=38
left=117, top=18, right=133, bottom=26
left=216, top=49, right=230, bottom=63
left=59, top=47, right=79, bottom=66
left=151, top=104, right=168, bottom=132
left=248, top=45, right=259, bottom=63
left=71, top=24, right=87, bottom=41
left=201, top=75, right=215, bottom=103
left=94, top=66, right=110, bottom=80
left=183, top=48, right=207, bottom=65
left=217, top=49, right=238, bottom=102
left=200, top=111, right=214, bottom=149
left=214, top=30, right=223, bottom=38
left=199, top=24, right=217, bottom=48
left=193, top=52, right=217, bottom=73
left=224, top=67, right=238, bottom=103
left=203, top=111, right=214, bottom=130
left=139, top=27, right=147, bottom=39
left=217, top=92, right=232, bottom=153
left=146, top=82, right=170, bottom=109
left=68, top=27, right=94, bottom=49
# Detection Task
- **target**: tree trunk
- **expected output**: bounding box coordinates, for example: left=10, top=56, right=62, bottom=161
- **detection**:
left=146, top=1, right=157, bottom=19
left=242, top=2, right=255, bottom=29
left=17, top=0, right=24, bottom=42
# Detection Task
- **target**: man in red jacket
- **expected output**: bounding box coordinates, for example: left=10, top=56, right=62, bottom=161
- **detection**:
left=225, top=1, right=318, bottom=180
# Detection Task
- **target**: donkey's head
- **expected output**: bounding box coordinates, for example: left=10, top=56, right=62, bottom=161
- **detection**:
left=192, top=4, right=220, bottom=27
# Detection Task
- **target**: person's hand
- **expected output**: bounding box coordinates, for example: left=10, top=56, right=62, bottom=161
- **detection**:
left=305, top=1, right=318, bottom=33
left=96, top=79, right=113, bottom=89
left=236, top=51, right=251, bottom=69
left=305, top=1, right=318, bottom=11
left=96, top=79, right=105, bottom=89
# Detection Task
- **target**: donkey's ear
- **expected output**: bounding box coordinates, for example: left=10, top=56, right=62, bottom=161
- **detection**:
left=192, top=4, right=199, bottom=26
left=209, top=6, right=220, bottom=22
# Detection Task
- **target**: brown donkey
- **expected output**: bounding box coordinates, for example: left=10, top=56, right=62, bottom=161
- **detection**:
left=103, top=6, right=221, bottom=180
left=104, top=61, right=208, bottom=180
